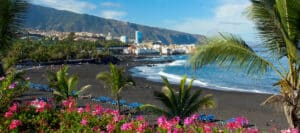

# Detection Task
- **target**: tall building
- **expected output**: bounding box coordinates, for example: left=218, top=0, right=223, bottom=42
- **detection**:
left=135, top=31, right=142, bottom=45
left=120, top=35, right=128, bottom=43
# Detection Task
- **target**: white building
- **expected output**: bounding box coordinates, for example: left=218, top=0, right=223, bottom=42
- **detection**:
left=120, top=35, right=128, bottom=43
left=106, top=32, right=112, bottom=40
left=134, top=48, right=159, bottom=55
left=161, top=47, right=171, bottom=55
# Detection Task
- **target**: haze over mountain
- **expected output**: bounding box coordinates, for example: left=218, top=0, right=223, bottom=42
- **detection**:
left=24, top=4, right=204, bottom=44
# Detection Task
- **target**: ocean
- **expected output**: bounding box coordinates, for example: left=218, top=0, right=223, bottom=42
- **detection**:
left=130, top=51, right=288, bottom=94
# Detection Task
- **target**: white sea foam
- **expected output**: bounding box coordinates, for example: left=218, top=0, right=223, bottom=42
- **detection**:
left=166, top=60, right=187, bottom=66
left=158, top=71, right=208, bottom=86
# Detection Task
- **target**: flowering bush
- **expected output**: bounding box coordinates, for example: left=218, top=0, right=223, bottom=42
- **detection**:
left=0, top=70, right=29, bottom=112
left=0, top=97, right=296, bottom=133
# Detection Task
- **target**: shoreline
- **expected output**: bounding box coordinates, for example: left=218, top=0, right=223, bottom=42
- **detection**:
left=21, top=58, right=287, bottom=129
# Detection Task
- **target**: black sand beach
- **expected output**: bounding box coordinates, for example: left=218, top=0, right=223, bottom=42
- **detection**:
left=21, top=59, right=287, bottom=130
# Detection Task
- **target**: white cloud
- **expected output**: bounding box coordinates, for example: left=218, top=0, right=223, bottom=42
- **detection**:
left=31, top=0, right=96, bottom=13
left=101, top=2, right=121, bottom=7
left=100, top=10, right=127, bottom=19
left=168, top=1, right=257, bottom=41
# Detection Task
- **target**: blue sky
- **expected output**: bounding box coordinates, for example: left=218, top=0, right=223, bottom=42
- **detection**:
left=31, top=0, right=258, bottom=42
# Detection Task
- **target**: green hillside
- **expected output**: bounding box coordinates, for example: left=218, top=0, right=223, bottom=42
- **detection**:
left=25, top=4, right=204, bottom=44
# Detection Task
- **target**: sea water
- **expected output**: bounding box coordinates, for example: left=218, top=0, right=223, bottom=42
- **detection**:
left=130, top=49, right=287, bottom=94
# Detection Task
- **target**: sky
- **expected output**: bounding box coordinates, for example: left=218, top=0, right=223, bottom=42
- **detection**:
left=31, top=0, right=258, bottom=42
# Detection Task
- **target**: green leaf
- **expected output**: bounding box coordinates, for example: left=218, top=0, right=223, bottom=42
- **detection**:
left=67, top=75, right=78, bottom=93
left=189, top=34, right=282, bottom=77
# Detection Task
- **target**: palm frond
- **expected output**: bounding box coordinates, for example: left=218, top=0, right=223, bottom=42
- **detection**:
left=184, top=94, right=215, bottom=116
left=198, top=94, right=216, bottom=109
left=123, top=76, right=135, bottom=86
left=96, top=72, right=112, bottom=88
left=190, top=34, right=284, bottom=78
left=97, top=63, right=135, bottom=112
left=261, top=94, right=284, bottom=105
left=247, top=0, right=300, bottom=61
left=146, top=76, right=215, bottom=119
left=75, top=85, right=91, bottom=96
left=0, top=0, right=28, bottom=54
left=47, top=65, right=90, bottom=103
left=154, top=89, right=176, bottom=114
left=53, top=90, right=65, bottom=98
left=247, top=0, right=286, bottom=57
left=185, top=90, right=202, bottom=109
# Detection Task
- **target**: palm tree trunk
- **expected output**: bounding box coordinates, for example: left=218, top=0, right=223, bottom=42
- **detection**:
left=0, top=62, right=5, bottom=76
left=117, top=94, right=121, bottom=113
left=284, top=103, right=299, bottom=129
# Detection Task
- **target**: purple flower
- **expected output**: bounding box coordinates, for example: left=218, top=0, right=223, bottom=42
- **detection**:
left=0, top=76, right=5, bottom=81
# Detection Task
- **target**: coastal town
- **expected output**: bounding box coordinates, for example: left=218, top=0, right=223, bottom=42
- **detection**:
left=25, top=29, right=197, bottom=55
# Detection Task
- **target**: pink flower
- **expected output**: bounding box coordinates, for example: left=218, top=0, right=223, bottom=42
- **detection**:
left=80, top=118, right=88, bottom=126
left=9, top=103, right=18, bottom=112
left=136, top=115, right=145, bottom=121
left=77, top=107, right=84, bottom=114
left=157, top=116, right=167, bottom=127
left=121, top=122, right=134, bottom=131
left=204, top=125, right=211, bottom=133
left=93, top=126, right=100, bottom=132
left=235, top=117, right=249, bottom=126
left=9, top=120, right=22, bottom=130
left=184, top=117, right=193, bottom=126
left=226, top=117, right=248, bottom=129
left=62, top=97, right=75, bottom=112
left=8, top=83, right=16, bottom=89
left=85, top=103, right=91, bottom=113
left=62, top=100, right=69, bottom=107
left=171, top=116, right=180, bottom=125
left=173, top=127, right=184, bottom=133
left=106, top=123, right=115, bottom=133
left=92, top=105, right=103, bottom=115
left=247, top=128, right=259, bottom=133
left=191, top=114, right=198, bottom=120
left=111, top=110, right=119, bottom=116
left=25, top=77, right=30, bottom=81
left=113, top=115, right=124, bottom=122
left=137, top=122, right=148, bottom=132
left=4, top=111, right=14, bottom=118
left=0, top=76, right=5, bottom=81
left=281, top=128, right=299, bottom=133
left=30, top=100, right=48, bottom=112
left=226, top=122, right=241, bottom=129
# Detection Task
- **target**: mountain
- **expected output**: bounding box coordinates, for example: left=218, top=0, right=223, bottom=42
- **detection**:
left=24, top=4, right=204, bottom=44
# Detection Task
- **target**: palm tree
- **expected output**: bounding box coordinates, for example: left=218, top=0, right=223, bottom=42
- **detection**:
left=141, top=76, right=215, bottom=119
left=47, top=65, right=91, bottom=103
left=96, top=63, right=135, bottom=113
left=190, top=0, right=300, bottom=128
left=0, top=0, right=28, bottom=76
